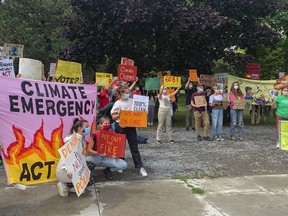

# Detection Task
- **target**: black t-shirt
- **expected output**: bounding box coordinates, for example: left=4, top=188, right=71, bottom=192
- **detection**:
left=185, top=88, right=196, bottom=105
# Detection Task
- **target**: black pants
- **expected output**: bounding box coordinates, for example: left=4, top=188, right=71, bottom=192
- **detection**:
left=115, top=123, right=143, bottom=168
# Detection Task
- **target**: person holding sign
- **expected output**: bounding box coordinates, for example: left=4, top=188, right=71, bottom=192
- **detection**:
left=56, top=119, right=95, bottom=197
left=185, top=79, right=196, bottom=131
left=156, top=85, right=181, bottom=144
left=271, top=86, right=288, bottom=148
left=111, top=84, right=148, bottom=177
left=86, top=117, right=127, bottom=180
left=209, top=85, right=224, bottom=141
left=229, top=82, right=245, bottom=141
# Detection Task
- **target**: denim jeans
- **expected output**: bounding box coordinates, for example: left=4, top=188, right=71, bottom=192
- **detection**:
left=230, top=109, right=244, bottom=136
left=148, top=105, right=155, bottom=123
left=86, top=155, right=127, bottom=172
left=211, top=109, right=223, bottom=136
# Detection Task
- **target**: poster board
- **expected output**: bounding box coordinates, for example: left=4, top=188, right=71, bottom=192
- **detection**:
left=58, top=134, right=90, bottom=197
left=280, top=121, right=288, bottom=150
left=55, top=60, right=82, bottom=84
left=189, top=69, right=198, bottom=82
left=214, top=73, right=228, bottom=86
left=19, top=58, right=42, bottom=80
left=145, top=77, right=160, bottom=90
left=233, top=100, right=252, bottom=110
left=194, top=95, right=207, bottom=107
left=0, top=59, right=15, bottom=77
left=95, top=72, right=113, bottom=87
left=97, top=130, right=126, bottom=158
left=158, top=71, right=171, bottom=86
left=199, top=75, right=216, bottom=87
left=3, top=43, right=24, bottom=58
left=49, top=63, right=56, bottom=77
left=132, top=95, right=149, bottom=111
left=212, top=100, right=229, bottom=110
left=164, top=76, right=181, bottom=87
left=118, top=64, right=137, bottom=82
left=119, top=110, right=147, bottom=128
left=246, top=63, right=261, bottom=80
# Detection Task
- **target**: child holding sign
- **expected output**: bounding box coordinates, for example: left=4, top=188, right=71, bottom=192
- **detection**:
left=111, top=84, right=148, bottom=177
left=86, top=117, right=127, bottom=180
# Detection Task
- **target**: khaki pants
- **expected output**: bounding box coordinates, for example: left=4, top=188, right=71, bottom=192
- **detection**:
left=186, top=105, right=195, bottom=128
left=194, top=111, right=210, bottom=137
left=156, top=108, right=172, bottom=141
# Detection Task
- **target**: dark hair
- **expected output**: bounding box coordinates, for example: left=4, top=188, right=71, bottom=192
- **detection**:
left=111, top=92, right=119, bottom=102
left=70, top=118, right=88, bottom=134
left=98, top=116, right=110, bottom=125
left=116, top=85, right=129, bottom=96
left=148, top=90, right=156, bottom=101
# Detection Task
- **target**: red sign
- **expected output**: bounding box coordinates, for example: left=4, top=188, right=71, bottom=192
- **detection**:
left=118, top=64, right=137, bottom=82
left=246, top=63, right=261, bottom=80
left=97, top=130, right=126, bottom=158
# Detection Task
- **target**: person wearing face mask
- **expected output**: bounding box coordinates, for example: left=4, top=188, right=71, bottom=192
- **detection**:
left=111, top=84, right=148, bottom=177
left=185, top=79, right=196, bottom=131
left=56, top=118, right=96, bottom=197
left=132, top=85, right=142, bottom=97
left=156, top=85, right=182, bottom=144
left=209, top=85, right=224, bottom=141
left=272, top=86, right=288, bottom=148
left=86, top=116, right=127, bottom=180
left=229, top=82, right=245, bottom=141
left=191, top=83, right=213, bottom=141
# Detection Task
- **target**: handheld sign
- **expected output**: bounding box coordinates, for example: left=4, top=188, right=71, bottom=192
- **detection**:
left=233, top=99, right=246, bottom=110
left=194, top=95, right=207, bottom=107
left=119, top=110, right=147, bottom=128
left=0, top=59, right=15, bottom=77
left=132, top=95, right=149, bottom=111
left=199, top=75, right=215, bottom=87
left=19, top=58, right=42, bottom=80
left=212, top=100, right=229, bottom=110
left=280, top=121, right=288, bottom=150
left=118, top=64, right=137, bottom=82
left=164, top=76, right=181, bottom=87
left=145, top=77, right=160, bottom=90
left=95, top=72, right=113, bottom=87
left=55, top=60, right=82, bottom=84
left=121, top=57, right=134, bottom=66
left=3, top=43, right=24, bottom=58
left=49, top=63, right=56, bottom=77
left=97, top=130, right=126, bottom=158
left=189, top=69, right=198, bottom=82
left=58, top=134, right=90, bottom=197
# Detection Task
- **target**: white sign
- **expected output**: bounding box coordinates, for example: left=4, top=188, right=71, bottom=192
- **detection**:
left=58, top=133, right=91, bottom=197
left=132, top=95, right=149, bottom=111
left=49, top=63, right=56, bottom=77
left=3, top=43, right=24, bottom=58
left=0, top=59, right=15, bottom=77
left=19, top=58, right=42, bottom=80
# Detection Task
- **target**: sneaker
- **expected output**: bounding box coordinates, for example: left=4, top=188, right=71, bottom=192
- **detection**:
left=197, top=135, right=202, bottom=141
left=156, top=140, right=162, bottom=144
left=117, top=169, right=123, bottom=173
left=148, top=122, right=151, bottom=126
left=239, top=136, right=244, bottom=141
left=169, top=140, right=175, bottom=144
left=277, top=140, right=280, bottom=149
left=186, top=127, right=189, bottom=131
left=213, top=136, right=218, bottom=142
left=203, top=136, right=213, bottom=141
left=103, top=168, right=114, bottom=180
left=151, top=122, right=154, bottom=126
left=57, top=182, right=69, bottom=197
left=139, top=167, right=148, bottom=177
left=230, top=136, right=236, bottom=141
left=217, top=136, right=224, bottom=141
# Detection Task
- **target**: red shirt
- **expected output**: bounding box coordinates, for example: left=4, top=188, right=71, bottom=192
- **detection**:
left=132, top=90, right=142, bottom=97
left=99, top=88, right=109, bottom=109
left=191, top=92, right=207, bottom=112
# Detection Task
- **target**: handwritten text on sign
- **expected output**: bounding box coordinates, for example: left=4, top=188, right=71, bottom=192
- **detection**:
left=164, top=76, right=181, bottom=87
left=55, top=60, right=82, bottom=84
left=95, top=72, right=112, bottom=87
left=189, top=69, right=198, bottom=82
left=97, top=130, right=126, bottom=158
left=0, top=59, right=15, bottom=77
left=132, top=95, right=149, bottom=111
left=58, top=133, right=90, bottom=197
left=119, top=110, right=147, bottom=128
left=118, top=64, right=137, bottom=82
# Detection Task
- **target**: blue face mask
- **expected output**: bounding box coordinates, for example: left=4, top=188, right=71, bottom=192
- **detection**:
left=124, top=93, right=130, bottom=100
left=83, top=127, right=90, bottom=135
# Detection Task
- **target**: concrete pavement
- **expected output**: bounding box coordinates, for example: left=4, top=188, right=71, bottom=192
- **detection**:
left=1, top=174, right=288, bottom=216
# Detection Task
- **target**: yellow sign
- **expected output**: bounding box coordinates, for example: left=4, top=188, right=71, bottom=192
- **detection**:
left=280, top=121, right=288, bottom=150
left=164, top=76, right=181, bottom=88
left=119, top=110, right=147, bottom=128
left=189, top=69, right=198, bottom=82
left=55, top=60, right=82, bottom=84
left=95, top=72, right=113, bottom=87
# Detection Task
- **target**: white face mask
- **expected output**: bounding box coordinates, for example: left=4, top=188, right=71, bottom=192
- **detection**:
left=135, top=87, right=139, bottom=91
left=215, top=90, right=220, bottom=93
left=234, top=85, right=239, bottom=90
left=198, top=88, right=204, bottom=92
left=163, top=89, right=167, bottom=93
left=189, top=85, right=193, bottom=89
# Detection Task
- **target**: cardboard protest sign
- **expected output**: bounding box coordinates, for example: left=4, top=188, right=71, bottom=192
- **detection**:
left=233, top=99, right=252, bottom=110
left=97, top=130, right=126, bottom=158
left=0, top=76, right=96, bottom=185
left=132, top=95, right=149, bottom=111
left=167, top=88, right=176, bottom=102
left=164, top=76, right=181, bottom=87
left=49, top=63, right=56, bottom=77
left=212, top=100, right=229, bottom=110
left=19, top=58, right=42, bottom=80
left=0, top=59, right=15, bottom=77
left=58, top=134, right=90, bottom=197
left=214, top=73, right=228, bottom=86
left=55, top=60, right=82, bottom=84
left=280, top=121, right=288, bottom=150
left=189, top=69, right=198, bottom=82
left=194, top=95, right=207, bottom=107
left=246, top=63, right=261, bottom=80
left=199, top=75, right=216, bottom=87
left=3, top=43, right=24, bottom=58
left=118, top=64, right=137, bottom=82
left=119, top=110, right=147, bottom=128
left=145, top=77, right=160, bottom=90
left=95, top=72, right=113, bottom=87
left=121, top=57, right=134, bottom=66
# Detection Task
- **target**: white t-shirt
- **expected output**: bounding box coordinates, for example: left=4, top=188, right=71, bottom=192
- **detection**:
left=158, top=94, right=171, bottom=109
left=111, top=98, right=133, bottom=123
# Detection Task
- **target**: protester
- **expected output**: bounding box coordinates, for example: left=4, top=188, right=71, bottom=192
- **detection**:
left=245, top=86, right=259, bottom=125
left=206, top=88, right=212, bottom=124
left=56, top=119, right=95, bottom=197
left=98, top=77, right=118, bottom=109
left=272, top=86, right=288, bottom=148
left=229, top=82, right=245, bottom=141
left=185, top=79, right=196, bottom=131
left=209, top=85, right=224, bottom=141
left=131, top=85, right=142, bottom=97
left=86, top=116, right=127, bottom=180
left=111, top=84, right=148, bottom=177
left=147, top=90, right=157, bottom=126
left=191, top=83, right=213, bottom=141
left=156, top=85, right=181, bottom=144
